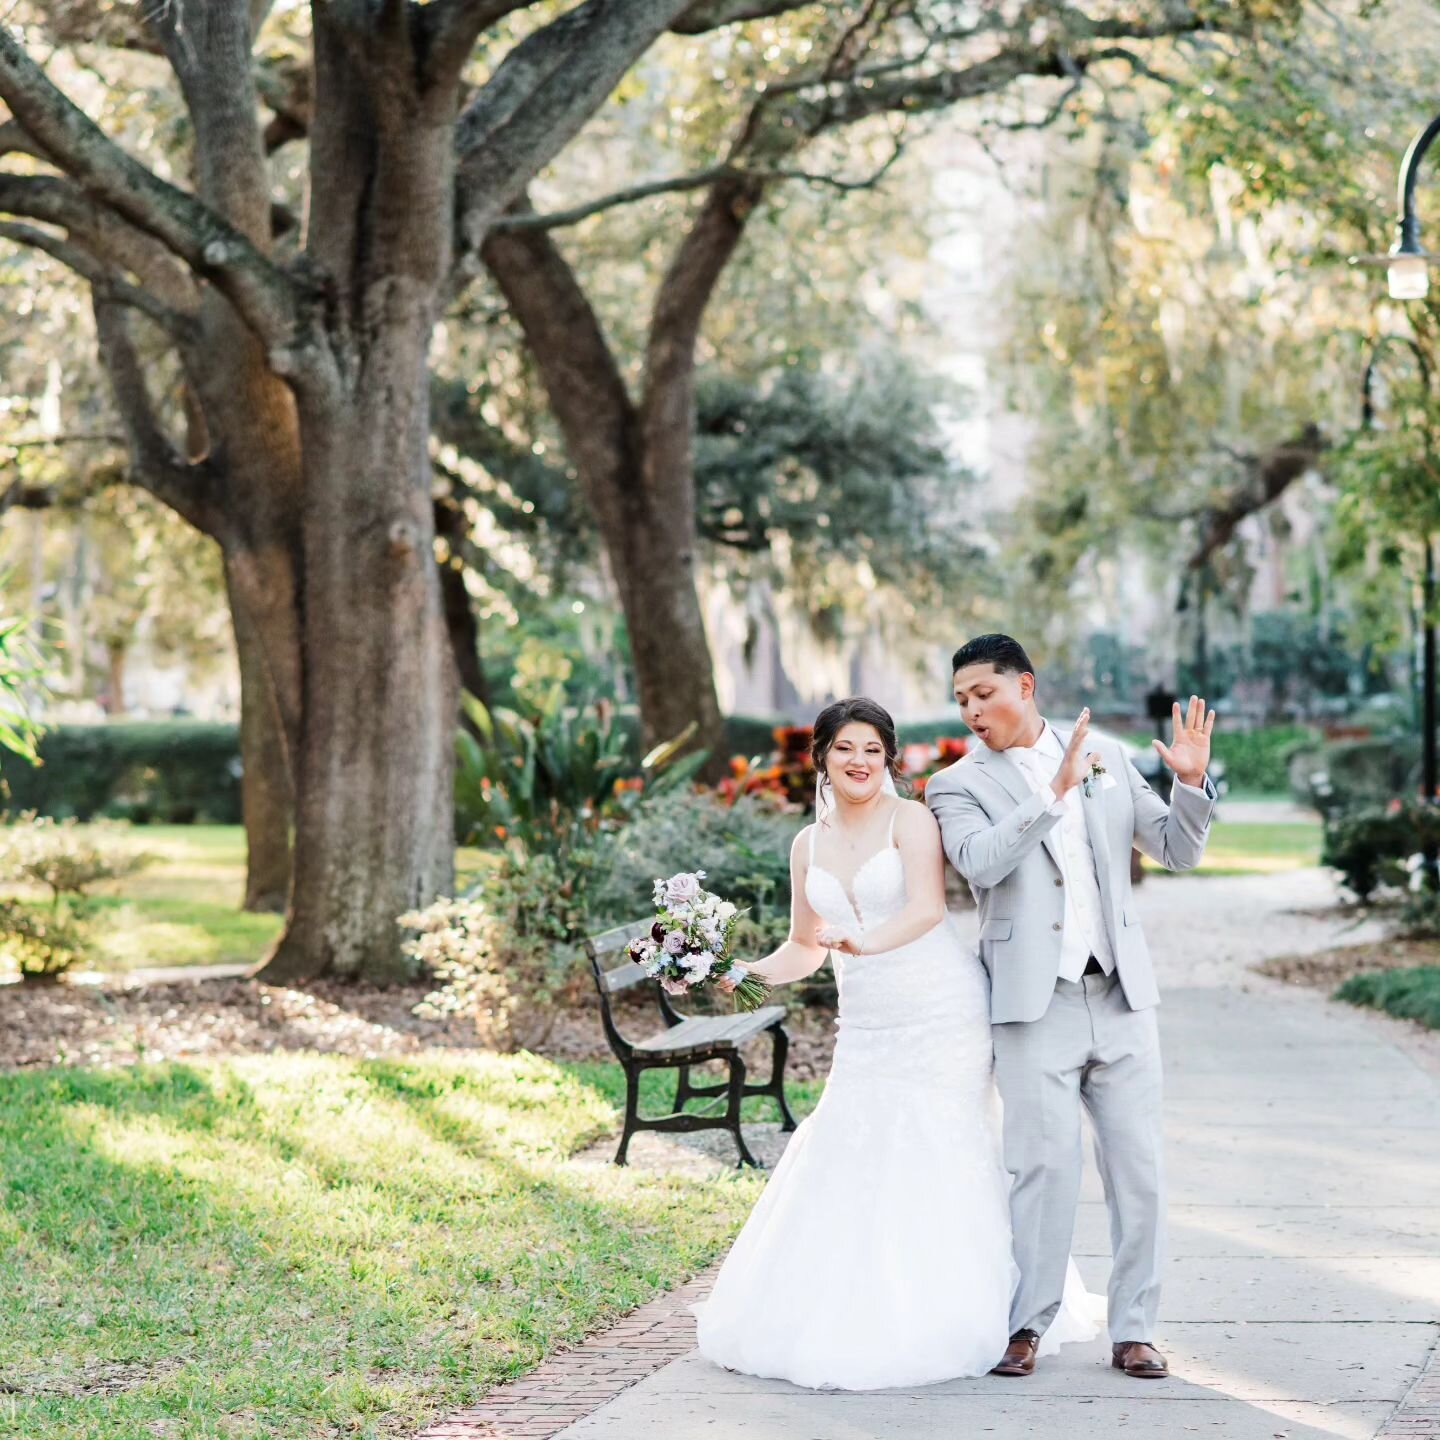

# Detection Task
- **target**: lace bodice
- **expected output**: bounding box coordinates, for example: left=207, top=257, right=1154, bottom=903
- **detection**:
left=803, top=827, right=908, bottom=933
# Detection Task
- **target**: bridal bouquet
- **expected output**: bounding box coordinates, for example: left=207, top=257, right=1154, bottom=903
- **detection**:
left=627, top=870, right=771, bottom=1013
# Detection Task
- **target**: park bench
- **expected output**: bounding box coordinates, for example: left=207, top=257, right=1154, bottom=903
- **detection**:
left=585, top=918, right=798, bottom=1168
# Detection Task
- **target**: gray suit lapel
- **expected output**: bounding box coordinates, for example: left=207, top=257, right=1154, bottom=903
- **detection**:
left=974, top=743, right=1063, bottom=874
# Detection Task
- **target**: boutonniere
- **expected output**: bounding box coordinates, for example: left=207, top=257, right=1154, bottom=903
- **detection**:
left=1081, top=758, right=1107, bottom=799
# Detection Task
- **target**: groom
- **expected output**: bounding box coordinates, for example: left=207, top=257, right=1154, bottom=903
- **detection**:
left=926, top=634, right=1217, bottom=1381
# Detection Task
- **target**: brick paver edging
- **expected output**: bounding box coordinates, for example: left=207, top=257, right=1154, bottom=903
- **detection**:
left=413, top=1262, right=721, bottom=1439
left=1378, top=1336, right=1440, bottom=1438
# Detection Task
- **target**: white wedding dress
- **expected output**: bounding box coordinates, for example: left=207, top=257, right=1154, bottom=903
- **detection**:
left=694, top=816, right=1103, bottom=1391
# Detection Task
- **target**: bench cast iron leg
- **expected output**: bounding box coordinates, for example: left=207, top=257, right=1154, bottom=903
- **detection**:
left=727, top=1055, right=760, bottom=1168
left=769, top=1024, right=798, bottom=1132
left=615, top=1065, right=641, bottom=1166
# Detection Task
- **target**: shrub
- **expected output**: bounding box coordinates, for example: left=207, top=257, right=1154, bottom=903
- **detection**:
left=1320, top=801, right=1440, bottom=902
left=401, top=849, right=591, bottom=1052
left=1399, top=890, right=1440, bottom=939
left=454, top=694, right=703, bottom=858
left=0, top=814, right=156, bottom=899
left=1211, top=725, right=1318, bottom=794
left=587, top=790, right=800, bottom=947
left=1290, top=734, right=1418, bottom=817
left=0, top=721, right=242, bottom=823
left=1335, top=966, right=1440, bottom=1030
left=0, top=816, right=157, bottom=982
left=0, top=898, right=90, bottom=981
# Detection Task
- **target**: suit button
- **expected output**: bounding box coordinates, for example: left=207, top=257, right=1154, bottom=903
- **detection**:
left=1052, top=922, right=1062, bottom=931
left=1054, top=878, right=1063, bottom=887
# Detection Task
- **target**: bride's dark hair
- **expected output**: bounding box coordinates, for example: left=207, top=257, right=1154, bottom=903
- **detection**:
left=810, top=697, right=905, bottom=795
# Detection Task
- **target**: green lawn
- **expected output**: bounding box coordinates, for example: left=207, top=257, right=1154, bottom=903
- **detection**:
left=0, top=825, right=492, bottom=973
left=0, top=1051, right=800, bottom=1439
left=1145, top=819, right=1322, bottom=877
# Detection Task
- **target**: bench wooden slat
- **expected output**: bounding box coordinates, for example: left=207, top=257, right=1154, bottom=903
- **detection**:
left=633, top=1005, right=786, bottom=1054
left=587, top=918, right=653, bottom=959
left=586, top=918, right=657, bottom=992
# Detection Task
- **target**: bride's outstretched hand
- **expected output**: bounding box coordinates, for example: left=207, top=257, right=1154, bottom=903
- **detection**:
left=818, top=925, right=862, bottom=956
left=1154, top=694, right=1215, bottom=787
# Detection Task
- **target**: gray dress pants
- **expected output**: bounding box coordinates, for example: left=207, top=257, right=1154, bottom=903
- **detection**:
left=991, top=968, right=1165, bottom=1342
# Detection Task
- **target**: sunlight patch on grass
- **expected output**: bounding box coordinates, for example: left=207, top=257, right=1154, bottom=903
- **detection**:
left=0, top=1052, right=765, bottom=1439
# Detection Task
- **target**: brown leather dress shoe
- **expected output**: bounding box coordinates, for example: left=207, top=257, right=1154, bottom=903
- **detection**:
left=991, top=1330, right=1040, bottom=1376
left=1112, top=1341, right=1168, bottom=1378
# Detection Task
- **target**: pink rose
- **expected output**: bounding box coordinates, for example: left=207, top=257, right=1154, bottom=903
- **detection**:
left=661, top=977, right=690, bottom=996
left=665, top=872, right=702, bottom=905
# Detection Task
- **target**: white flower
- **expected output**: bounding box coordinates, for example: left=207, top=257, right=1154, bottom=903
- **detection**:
left=717, top=901, right=737, bottom=920
left=686, top=951, right=716, bottom=978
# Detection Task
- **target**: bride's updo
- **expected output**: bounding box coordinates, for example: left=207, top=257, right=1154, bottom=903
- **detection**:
left=810, top=696, right=904, bottom=790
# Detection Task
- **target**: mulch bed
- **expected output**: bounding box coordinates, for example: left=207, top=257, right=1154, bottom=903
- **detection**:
left=0, top=971, right=841, bottom=1079
left=1255, top=935, right=1440, bottom=990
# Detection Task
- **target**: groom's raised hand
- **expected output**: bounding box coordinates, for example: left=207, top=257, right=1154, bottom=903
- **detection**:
left=1154, top=694, right=1216, bottom=788
left=1051, top=708, right=1098, bottom=800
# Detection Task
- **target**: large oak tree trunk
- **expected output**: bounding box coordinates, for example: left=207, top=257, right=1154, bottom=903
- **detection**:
left=228, top=568, right=292, bottom=913
left=255, top=17, right=458, bottom=983
left=592, top=445, right=725, bottom=760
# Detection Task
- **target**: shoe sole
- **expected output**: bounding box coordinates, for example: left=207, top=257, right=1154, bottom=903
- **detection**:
left=990, top=1365, right=1036, bottom=1376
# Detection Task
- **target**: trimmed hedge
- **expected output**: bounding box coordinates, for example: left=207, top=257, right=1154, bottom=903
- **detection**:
left=2, top=722, right=242, bottom=824
left=1210, top=725, right=1319, bottom=794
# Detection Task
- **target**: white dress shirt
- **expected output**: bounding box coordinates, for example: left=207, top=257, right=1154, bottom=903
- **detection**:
left=1008, top=723, right=1115, bottom=983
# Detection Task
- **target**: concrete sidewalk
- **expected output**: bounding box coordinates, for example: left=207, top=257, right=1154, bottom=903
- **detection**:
left=553, top=956, right=1440, bottom=1435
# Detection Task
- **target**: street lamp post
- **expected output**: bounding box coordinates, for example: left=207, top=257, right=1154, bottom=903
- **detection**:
left=1387, top=113, right=1440, bottom=300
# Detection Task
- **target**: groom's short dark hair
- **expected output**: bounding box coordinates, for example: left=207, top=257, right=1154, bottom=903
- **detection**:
left=951, top=633, right=1035, bottom=678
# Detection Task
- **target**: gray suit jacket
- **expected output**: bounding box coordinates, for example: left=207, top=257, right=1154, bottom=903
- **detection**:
left=925, top=723, right=1216, bottom=1024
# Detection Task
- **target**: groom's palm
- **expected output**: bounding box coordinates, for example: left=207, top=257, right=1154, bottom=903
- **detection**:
left=1154, top=696, right=1215, bottom=785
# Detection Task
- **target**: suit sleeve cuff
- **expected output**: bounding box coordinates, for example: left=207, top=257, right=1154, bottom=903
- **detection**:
left=1173, top=775, right=1217, bottom=802
left=1045, top=782, right=1067, bottom=814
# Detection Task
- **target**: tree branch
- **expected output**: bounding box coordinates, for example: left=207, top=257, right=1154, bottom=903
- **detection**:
left=670, top=0, right=816, bottom=32
left=143, top=0, right=276, bottom=247
left=454, top=0, right=699, bottom=256
left=417, top=0, right=539, bottom=82
left=480, top=202, right=641, bottom=501
left=1186, top=424, right=1329, bottom=570
left=0, top=220, right=199, bottom=343
left=0, top=171, right=201, bottom=315
left=0, top=29, right=302, bottom=349
left=254, top=53, right=313, bottom=155
left=92, top=298, right=227, bottom=539
left=489, top=139, right=907, bottom=232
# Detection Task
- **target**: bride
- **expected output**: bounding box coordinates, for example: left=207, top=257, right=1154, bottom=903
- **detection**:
left=695, top=695, right=1102, bottom=1391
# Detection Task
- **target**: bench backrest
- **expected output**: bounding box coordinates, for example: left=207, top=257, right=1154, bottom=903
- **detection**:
left=585, top=918, right=655, bottom=993
left=584, top=918, right=665, bottom=1059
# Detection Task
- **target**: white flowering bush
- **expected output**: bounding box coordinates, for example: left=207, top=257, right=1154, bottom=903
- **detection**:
left=399, top=850, right=584, bottom=1052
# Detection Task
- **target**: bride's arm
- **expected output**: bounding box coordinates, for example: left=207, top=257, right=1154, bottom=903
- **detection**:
left=738, top=827, right=829, bottom=985
left=832, top=802, right=947, bottom=957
